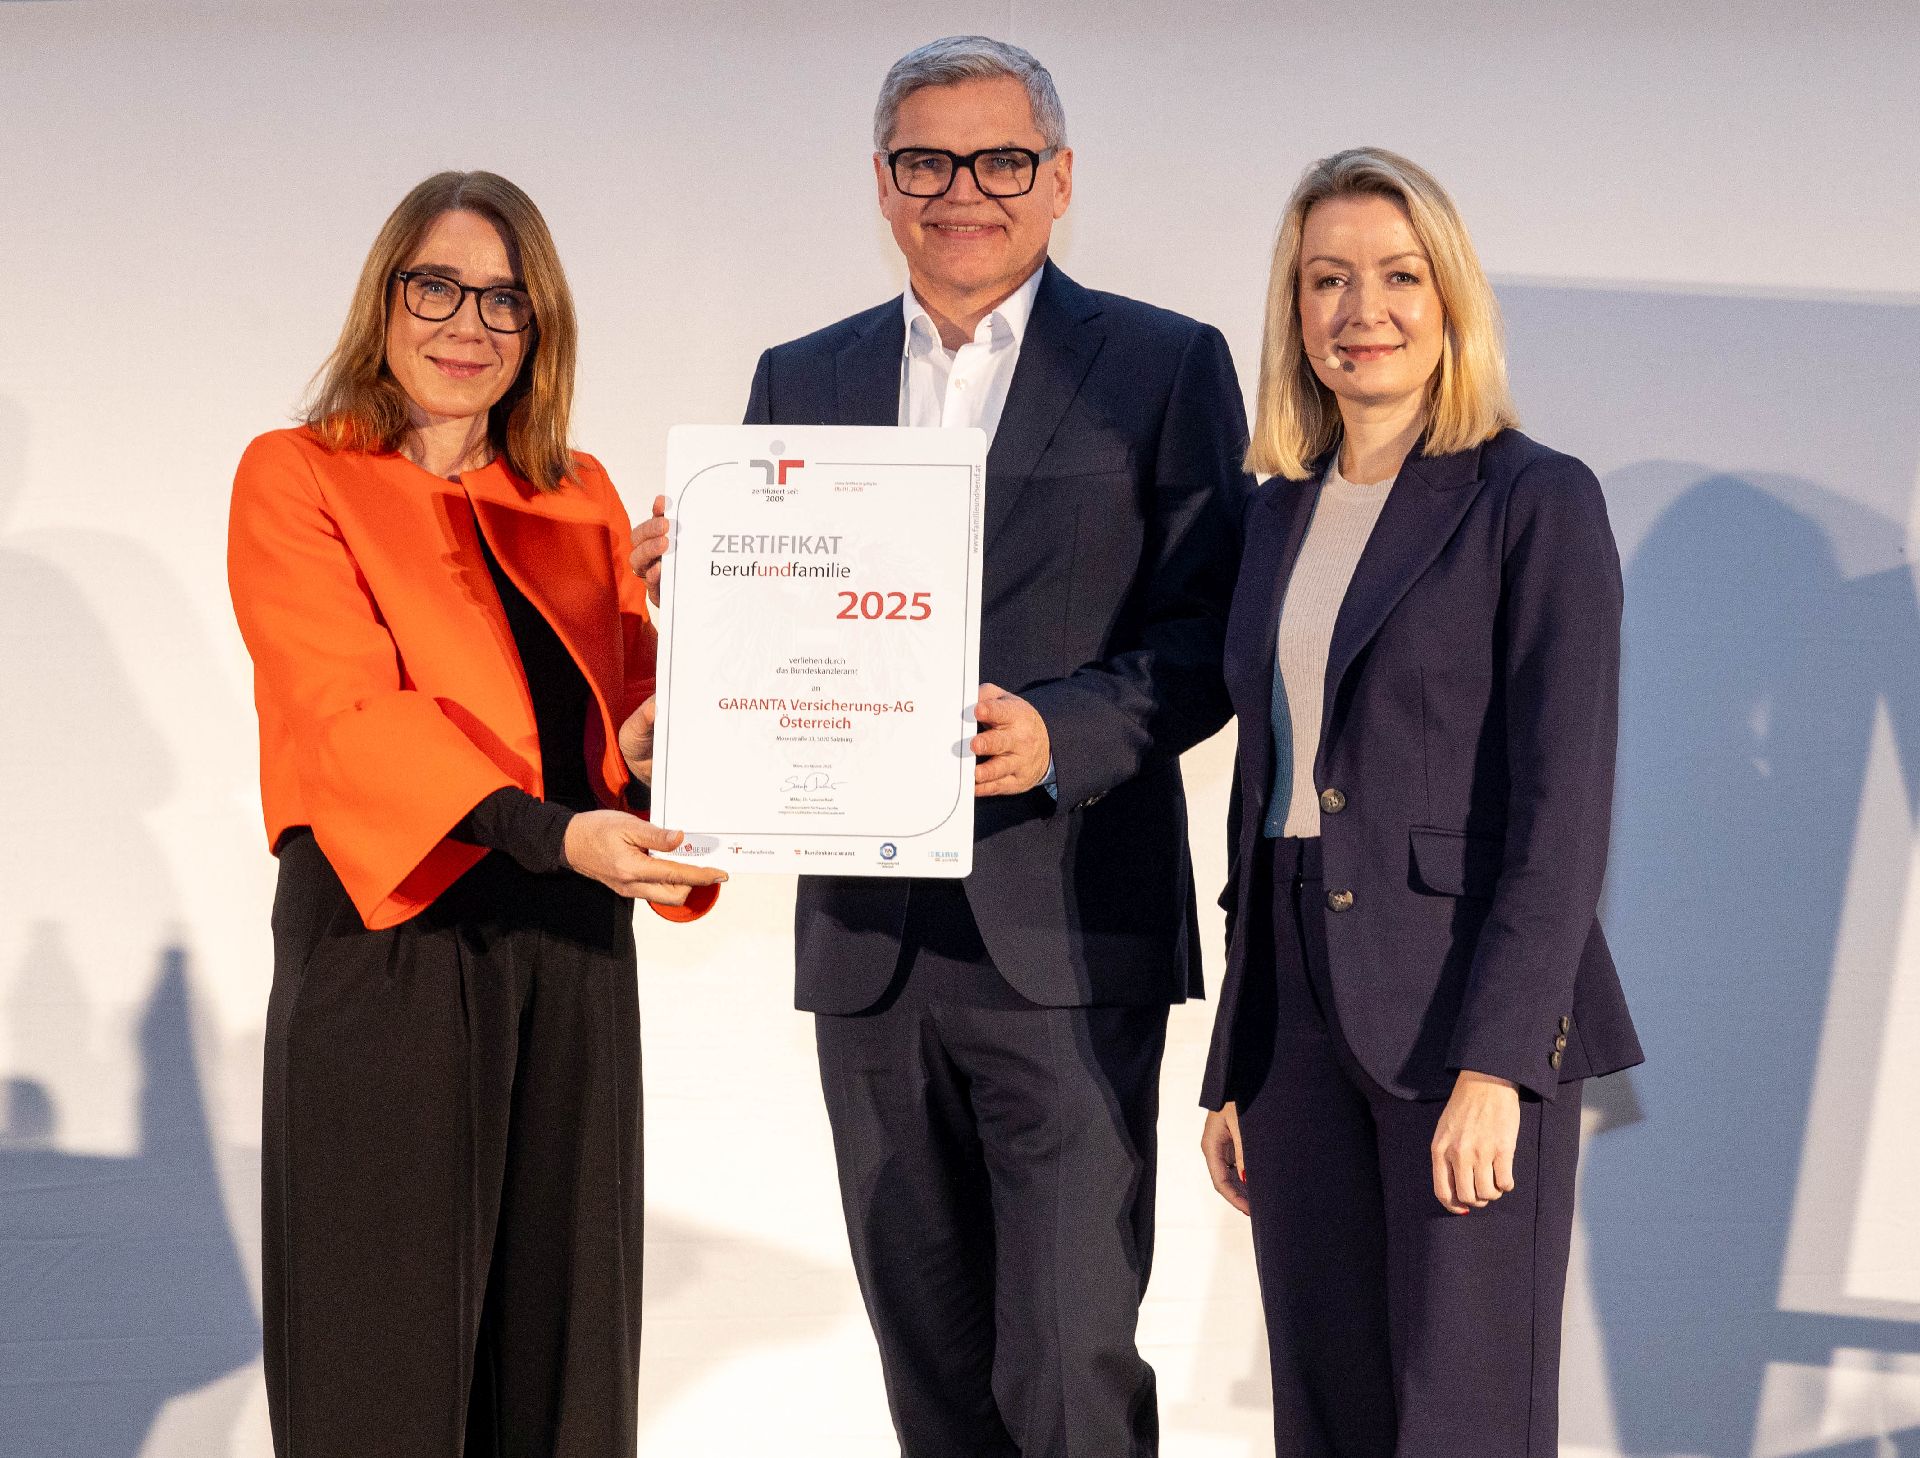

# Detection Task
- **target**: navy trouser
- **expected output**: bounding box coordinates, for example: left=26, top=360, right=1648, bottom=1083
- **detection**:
left=1233, top=837, right=1583, bottom=1458
left=261, top=831, right=642, bottom=1458
left=814, top=878, right=1164, bottom=1458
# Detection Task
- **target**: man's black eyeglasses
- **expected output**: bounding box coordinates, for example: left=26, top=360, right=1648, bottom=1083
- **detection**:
left=884, top=146, right=1061, bottom=199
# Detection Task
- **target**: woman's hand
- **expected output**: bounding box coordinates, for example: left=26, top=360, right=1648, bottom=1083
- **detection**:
left=1430, top=1070, right=1521, bottom=1214
left=563, top=810, right=725, bottom=905
left=619, top=696, right=657, bottom=786
left=1201, top=1103, right=1250, bottom=1216
left=628, top=494, right=668, bottom=607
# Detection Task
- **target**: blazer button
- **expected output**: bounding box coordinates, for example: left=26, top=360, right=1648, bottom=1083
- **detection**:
left=1319, top=787, right=1347, bottom=815
left=1559, top=1015, right=1571, bottom=1033
left=1554, top=1034, right=1568, bottom=1051
left=1548, top=1050, right=1563, bottom=1070
left=1326, top=889, right=1354, bottom=913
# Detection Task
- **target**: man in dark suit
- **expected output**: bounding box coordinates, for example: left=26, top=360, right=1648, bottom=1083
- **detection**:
left=635, top=35, right=1247, bottom=1456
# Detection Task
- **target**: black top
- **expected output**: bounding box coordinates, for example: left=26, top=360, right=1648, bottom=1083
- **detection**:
left=449, top=515, right=597, bottom=875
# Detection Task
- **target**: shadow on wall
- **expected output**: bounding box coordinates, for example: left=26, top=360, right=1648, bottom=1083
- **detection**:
left=0, top=941, right=261, bottom=1457
left=1503, top=286, right=1920, bottom=1457
left=0, top=396, right=262, bottom=1453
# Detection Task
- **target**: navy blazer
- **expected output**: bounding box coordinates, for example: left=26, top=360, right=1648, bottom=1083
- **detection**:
left=1200, top=429, right=1643, bottom=1104
left=746, top=262, right=1250, bottom=1011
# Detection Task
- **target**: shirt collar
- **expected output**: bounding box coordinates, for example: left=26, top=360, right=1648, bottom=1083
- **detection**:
left=902, top=261, right=1046, bottom=357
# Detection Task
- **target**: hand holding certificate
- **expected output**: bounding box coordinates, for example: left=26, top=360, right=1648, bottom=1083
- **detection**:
left=650, top=425, right=986, bottom=876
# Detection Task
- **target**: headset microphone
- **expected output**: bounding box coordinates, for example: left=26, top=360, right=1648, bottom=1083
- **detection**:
left=1323, top=349, right=1348, bottom=372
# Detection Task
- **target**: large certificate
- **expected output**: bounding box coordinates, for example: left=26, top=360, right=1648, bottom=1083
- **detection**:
left=652, top=424, right=986, bottom=877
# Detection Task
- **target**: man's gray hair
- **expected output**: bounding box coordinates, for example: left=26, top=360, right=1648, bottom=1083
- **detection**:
left=873, top=35, right=1068, bottom=151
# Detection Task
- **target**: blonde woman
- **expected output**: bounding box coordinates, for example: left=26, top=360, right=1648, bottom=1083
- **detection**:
left=228, top=171, right=722, bottom=1456
left=1198, top=148, right=1642, bottom=1455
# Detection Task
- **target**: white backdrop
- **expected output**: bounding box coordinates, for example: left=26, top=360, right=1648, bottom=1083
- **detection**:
left=3, top=2, right=1918, bottom=1455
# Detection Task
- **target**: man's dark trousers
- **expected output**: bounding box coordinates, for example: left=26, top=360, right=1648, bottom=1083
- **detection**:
left=816, top=880, right=1167, bottom=1456
left=747, top=262, right=1250, bottom=1456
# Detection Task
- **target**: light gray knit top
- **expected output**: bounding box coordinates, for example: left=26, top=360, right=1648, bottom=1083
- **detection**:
left=1263, top=460, right=1396, bottom=839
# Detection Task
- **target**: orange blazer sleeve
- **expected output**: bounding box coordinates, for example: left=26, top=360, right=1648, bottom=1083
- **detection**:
left=228, top=431, right=513, bottom=928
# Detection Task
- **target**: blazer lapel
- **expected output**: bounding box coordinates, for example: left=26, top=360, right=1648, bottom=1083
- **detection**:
left=1229, top=473, right=1320, bottom=799
left=1320, top=442, right=1487, bottom=734
left=464, top=466, right=624, bottom=721
left=983, top=262, right=1105, bottom=548
left=834, top=309, right=906, bottom=427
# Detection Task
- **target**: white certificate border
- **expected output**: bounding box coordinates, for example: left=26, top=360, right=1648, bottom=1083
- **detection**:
left=654, top=453, right=984, bottom=844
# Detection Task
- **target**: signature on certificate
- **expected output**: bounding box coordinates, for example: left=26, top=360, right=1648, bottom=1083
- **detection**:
left=781, top=771, right=846, bottom=792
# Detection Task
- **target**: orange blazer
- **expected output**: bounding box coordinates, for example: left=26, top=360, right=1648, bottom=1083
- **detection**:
left=228, top=426, right=711, bottom=929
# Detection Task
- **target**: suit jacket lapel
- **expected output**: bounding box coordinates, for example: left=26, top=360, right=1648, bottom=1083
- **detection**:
left=834, top=308, right=906, bottom=427
left=1228, top=477, right=1318, bottom=801
left=983, top=262, right=1105, bottom=548
left=1320, top=442, right=1487, bottom=735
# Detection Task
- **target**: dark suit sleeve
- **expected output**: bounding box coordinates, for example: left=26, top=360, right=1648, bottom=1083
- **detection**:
left=744, top=348, right=774, bottom=426
left=1216, top=483, right=1269, bottom=953
left=1446, top=455, right=1623, bottom=1098
left=1021, top=324, right=1250, bottom=808
left=1219, top=767, right=1244, bottom=949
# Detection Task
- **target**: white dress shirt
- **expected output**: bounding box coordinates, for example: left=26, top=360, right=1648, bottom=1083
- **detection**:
left=898, top=263, right=1043, bottom=443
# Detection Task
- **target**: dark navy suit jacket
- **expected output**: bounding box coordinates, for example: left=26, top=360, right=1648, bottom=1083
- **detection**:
left=745, top=262, right=1250, bottom=1012
left=1201, top=429, right=1643, bottom=1104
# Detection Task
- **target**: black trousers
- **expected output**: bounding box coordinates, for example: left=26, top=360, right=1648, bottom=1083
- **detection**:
left=261, top=832, right=642, bottom=1458
left=814, top=879, right=1165, bottom=1458
left=1234, top=838, right=1583, bottom=1458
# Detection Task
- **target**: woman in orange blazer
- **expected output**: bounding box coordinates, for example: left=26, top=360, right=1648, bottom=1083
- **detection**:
left=227, top=170, right=723, bottom=1458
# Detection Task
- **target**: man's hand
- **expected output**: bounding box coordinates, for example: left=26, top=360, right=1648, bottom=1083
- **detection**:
left=1201, top=1103, right=1250, bottom=1216
left=1430, top=1070, right=1522, bottom=1214
left=627, top=494, right=669, bottom=607
left=619, top=696, right=657, bottom=786
left=971, top=683, right=1051, bottom=796
left=563, top=810, right=725, bottom=905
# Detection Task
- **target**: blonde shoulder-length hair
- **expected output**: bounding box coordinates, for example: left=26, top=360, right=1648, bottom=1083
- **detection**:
left=304, top=170, right=578, bottom=493
left=1247, top=147, right=1518, bottom=480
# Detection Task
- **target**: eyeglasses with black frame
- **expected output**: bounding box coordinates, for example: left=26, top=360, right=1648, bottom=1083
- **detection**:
left=884, top=146, right=1062, bottom=199
left=393, top=270, right=535, bottom=334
